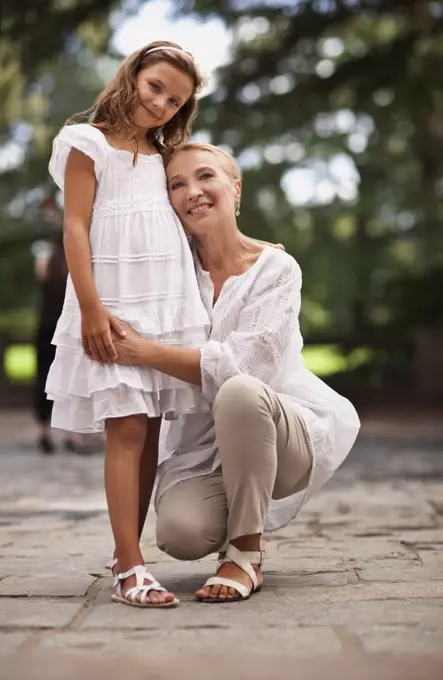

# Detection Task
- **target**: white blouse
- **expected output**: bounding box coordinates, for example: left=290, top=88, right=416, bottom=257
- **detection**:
left=155, top=246, right=361, bottom=531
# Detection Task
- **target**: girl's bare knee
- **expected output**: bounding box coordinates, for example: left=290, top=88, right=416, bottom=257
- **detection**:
left=106, top=414, right=147, bottom=448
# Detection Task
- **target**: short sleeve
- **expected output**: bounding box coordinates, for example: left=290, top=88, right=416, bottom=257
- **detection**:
left=48, top=124, right=108, bottom=191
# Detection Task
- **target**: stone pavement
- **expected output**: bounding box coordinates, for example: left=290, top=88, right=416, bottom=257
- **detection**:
left=0, top=410, right=442, bottom=679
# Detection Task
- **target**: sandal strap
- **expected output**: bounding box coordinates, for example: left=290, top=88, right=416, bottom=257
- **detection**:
left=219, top=546, right=265, bottom=568
left=107, top=557, right=150, bottom=572
left=113, top=564, right=166, bottom=593
left=203, top=576, right=250, bottom=599
left=219, top=544, right=264, bottom=592
left=124, top=581, right=166, bottom=603
left=115, top=565, right=154, bottom=582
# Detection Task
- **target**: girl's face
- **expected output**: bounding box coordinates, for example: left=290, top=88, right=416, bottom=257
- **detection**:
left=166, top=149, right=241, bottom=237
left=133, top=61, right=194, bottom=130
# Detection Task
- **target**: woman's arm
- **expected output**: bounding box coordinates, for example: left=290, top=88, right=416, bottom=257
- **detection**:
left=113, top=326, right=202, bottom=385
left=199, top=254, right=301, bottom=400
left=113, top=252, right=301, bottom=396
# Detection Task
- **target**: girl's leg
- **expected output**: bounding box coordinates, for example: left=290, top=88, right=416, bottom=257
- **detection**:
left=105, top=414, right=175, bottom=605
left=138, top=416, right=162, bottom=539
left=196, top=374, right=312, bottom=601
left=110, top=416, right=160, bottom=561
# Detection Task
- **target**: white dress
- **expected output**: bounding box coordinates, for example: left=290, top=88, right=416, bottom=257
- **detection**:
left=46, top=123, right=210, bottom=433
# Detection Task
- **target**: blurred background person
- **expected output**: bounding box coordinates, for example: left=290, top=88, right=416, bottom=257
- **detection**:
left=34, top=227, right=67, bottom=454
left=34, top=195, right=93, bottom=455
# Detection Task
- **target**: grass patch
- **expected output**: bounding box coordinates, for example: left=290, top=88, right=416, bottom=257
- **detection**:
left=3, top=342, right=372, bottom=384
left=302, top=344, right=372, bottom=376
left=302, top=345, right=347, bottom=376
left=4, top=344, right=36, bottom=383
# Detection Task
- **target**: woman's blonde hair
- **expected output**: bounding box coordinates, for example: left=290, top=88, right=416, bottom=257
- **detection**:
left=165, top=143, right=242, bottom=182
left=67, top=41, right=205, bottom=161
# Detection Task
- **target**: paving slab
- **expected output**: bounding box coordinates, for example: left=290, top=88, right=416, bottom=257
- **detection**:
left=356, top=564, right=443, bottom=583
left=0, top=573, right=97, bottom=597
left=1, top=651, right=443, bottom=680
left=0, top=632, right=32, bottom=655
left=1, top=410, right=443, bottom=672
left=0, top=599, right=83, bottom=629
left=37, top=626, right=342, bottom=656
left=354, top=624, right=443, bottom=654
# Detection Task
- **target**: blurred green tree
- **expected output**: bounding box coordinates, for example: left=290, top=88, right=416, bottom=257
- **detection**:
left=179, top=0, right=443, bottom=340
left=1, top=0, right=443, bottom=394
left=0, top=0, right=128, bottom=310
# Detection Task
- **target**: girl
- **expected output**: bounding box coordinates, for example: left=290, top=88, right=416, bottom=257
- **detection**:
left=46, top=41, right=210, bottom=608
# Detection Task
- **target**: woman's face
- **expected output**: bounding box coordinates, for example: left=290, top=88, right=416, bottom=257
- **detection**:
left=132, top=61, right=193, bottom=130
left=166, top=149, right=241, bottom=236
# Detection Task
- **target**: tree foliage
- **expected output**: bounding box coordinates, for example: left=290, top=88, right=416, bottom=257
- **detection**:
left=0, top=0, right=130, bottom=309
left=1, top=0, right=443, bottom=373
left=181, top=0, right=443, bottom=339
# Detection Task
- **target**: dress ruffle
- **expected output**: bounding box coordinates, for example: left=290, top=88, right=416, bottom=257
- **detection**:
left=54, top=302, right=209, bottom=346
left=49, top=381, right=208, bottom=433
left=46, top=309, right=209, bottom=432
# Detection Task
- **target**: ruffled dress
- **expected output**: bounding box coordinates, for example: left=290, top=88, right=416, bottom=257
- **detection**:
left=46, top=123, right=209, bottom=433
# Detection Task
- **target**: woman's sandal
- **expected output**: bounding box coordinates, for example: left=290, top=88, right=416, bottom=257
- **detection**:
left=197, top=544, right=264, bottom=603
left=112, top=564, right=179, bottom=608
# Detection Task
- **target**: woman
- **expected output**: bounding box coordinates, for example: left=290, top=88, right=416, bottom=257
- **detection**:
left=110, top=143, right=360, bottom=603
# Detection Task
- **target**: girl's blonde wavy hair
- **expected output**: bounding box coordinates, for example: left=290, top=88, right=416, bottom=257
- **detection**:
left=67, top=41, right=205, bottom=161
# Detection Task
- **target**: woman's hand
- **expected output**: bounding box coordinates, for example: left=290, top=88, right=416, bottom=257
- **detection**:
left=112, top=323, right=147, bottom=366
left=111, top=324, right=202, bottom=383
left=81, top=304, right=126, bottom=363
left=248, top=237, right=285, bottom=250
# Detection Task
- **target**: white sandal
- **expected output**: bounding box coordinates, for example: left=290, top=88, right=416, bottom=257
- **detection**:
left=197, top=544, right=264, bottom=603
left=107, top=557, right=148, bottom=575
left=107, top=557, right=118, bottom=574
left=112, top=565, right=179, bottom=608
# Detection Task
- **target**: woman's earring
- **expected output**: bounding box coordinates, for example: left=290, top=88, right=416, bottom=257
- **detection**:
left=235, top=197, right=241, bottom=217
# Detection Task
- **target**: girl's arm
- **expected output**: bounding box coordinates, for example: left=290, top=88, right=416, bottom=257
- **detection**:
left=63, top=149, right=99, bottom=311
left=64, top=149, right=125, bottom=363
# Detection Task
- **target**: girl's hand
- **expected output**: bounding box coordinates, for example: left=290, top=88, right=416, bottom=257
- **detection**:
left=81, top=304, right=126, bottom=363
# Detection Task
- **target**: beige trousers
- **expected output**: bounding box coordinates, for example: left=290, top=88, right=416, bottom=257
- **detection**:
left=156, top=374, right=313, bottom=561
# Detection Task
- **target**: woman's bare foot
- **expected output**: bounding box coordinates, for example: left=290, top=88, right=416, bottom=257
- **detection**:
left=195, top=560, right=263, bottom=601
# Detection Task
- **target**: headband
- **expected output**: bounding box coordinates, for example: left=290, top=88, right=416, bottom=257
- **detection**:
left=145, top=46, right=188, bottom=57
